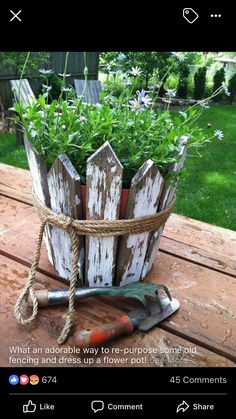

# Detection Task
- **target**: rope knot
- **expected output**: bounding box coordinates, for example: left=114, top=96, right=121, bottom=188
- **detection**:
left=60, top=214, right=73, bottom=230
left=14, top=189, right=176, bottom=345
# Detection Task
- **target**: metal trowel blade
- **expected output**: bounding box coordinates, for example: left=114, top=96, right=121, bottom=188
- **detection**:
left=129, top=297, right=180, bottom=332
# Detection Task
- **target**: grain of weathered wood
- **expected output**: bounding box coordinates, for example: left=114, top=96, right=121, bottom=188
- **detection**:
left=160, top=235, right=236, bottom=278
left=141, top=137, right=188, bottom=279
left=0, top=195, right=66, bottom=281
left=24, top=137, right=54, bottom=264
left=1, top=194, right=236, bottom=282
left=10, top=79, right=35, bottom=106
left=148, top=251, right=236, bottom=361
left=74, top=79, right=102, bottom=104
left=163, top=213, right=236, bottom=263
left=1, top=174, right=236, bottom=278
left=86, top=142, right=123, bottom=287
left=1, top=171, right=236, bottom=363
left=0, top=163, right=32, bottom=204
left=47, top=154, right=84, bottom=284
left=0, top=254, right=234, bottom=367
left=116, top=160, right=164, bottom=286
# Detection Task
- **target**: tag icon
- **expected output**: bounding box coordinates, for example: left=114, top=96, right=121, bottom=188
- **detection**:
left=183, top=8, right=199, bottom=24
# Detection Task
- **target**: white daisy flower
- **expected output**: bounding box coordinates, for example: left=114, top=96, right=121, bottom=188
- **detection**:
left=39, top=69, right=54, bottom=75
left=214, top=129, right=224, bottom=140
left=165, top=89, right=176, bottom=98
left=129, top=66, right=142, bottom=77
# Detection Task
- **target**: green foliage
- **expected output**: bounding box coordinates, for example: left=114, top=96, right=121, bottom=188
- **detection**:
left=14, top=92, right=208, bottom=188
left=101, top=52, right=207, bottom=98
left=0, top=52, right=48, bottom=76
left=212, top=68, right=225, bottom=102
left=101, top=52, right=171, bottom=89
left=227, top=73, right=236, bottom=104
left=177, top=66, right=190, bottom=98
left=193, top=67, right=207, bottom=99
left=39, top=73, right=63, bottom=100
left=100, top=52, right=119, bottom=73
left=103, top=77, right=128, bottom=97
left=103, top=76, right=142, bottom=98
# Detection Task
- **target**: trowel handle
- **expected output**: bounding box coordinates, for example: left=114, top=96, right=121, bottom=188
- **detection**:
left=74, top=315, right=134, bottom=349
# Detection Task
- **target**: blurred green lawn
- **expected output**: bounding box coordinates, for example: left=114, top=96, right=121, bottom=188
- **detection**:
left=0, top=132, right=29, bottom=169
left=0, top=105, right=235, bottom=230
left=175, top=105, right=236, bottom=231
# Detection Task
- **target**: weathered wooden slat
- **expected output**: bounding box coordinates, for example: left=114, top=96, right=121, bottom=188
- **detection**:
left=10, top=79, right=35, bottom=107
left=2, top=194, right=236, bottom=281
left=116, top=160, right=164, bottom=286
left=47, top=154, right=84, bottom=284
left=86, top=141, right=123, bottom=287
left=24, top=137, right=54, bottom=264
left=3, top=159, right=235, bottom=273
left=0, top=163, right=32, bottom=204
left=141, top=137, right=188, bottom=279
left=74, top=79, right=102, bottom=104
left=11, top=80, right=27, bottom=104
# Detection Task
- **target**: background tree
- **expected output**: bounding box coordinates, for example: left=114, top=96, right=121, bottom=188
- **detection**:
left=177, top=66, right=190, bottom=98
left=227, top=73, right=236, bottom=104
left=193, top=66, right=207, bottom=99
left=212, top=68, right=225, bottom=102
left=0, top=52, right=48, bottom=76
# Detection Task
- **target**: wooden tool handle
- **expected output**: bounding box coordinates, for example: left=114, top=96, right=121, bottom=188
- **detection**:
left=74, top=315, right=134, bottom=349
left=27, top=290, right=49, bottom=307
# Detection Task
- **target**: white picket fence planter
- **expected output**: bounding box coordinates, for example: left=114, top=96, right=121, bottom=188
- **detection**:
left=25, top=136, right=187, bottom=287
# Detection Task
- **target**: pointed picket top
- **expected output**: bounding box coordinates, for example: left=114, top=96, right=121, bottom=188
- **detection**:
left=116, top=159, right=164, bottom=286
left=86, top=141, right=123, bottom=219
left=141, top=136, right=188, bottom=279
left=48, top=154, right=82, bottom=218
left=48, top=154, right=84, bottom=283
left=86, top=141, right=123, bottom=286
left=24, top=136, right=50, bottom=206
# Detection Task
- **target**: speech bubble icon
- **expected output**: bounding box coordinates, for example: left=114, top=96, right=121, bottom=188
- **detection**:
left=91, top=400, right=104, bottom=413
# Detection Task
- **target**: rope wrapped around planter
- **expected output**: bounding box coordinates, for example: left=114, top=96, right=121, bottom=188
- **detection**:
left=14, top=191, right=176, bottom=344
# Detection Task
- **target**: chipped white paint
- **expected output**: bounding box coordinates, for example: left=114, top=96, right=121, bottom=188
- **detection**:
left=24, top=136, right=53, bottom=263
left=117, top=160, right=163, bottom=286
left=86, top=142, right=122, bottom=287
left=75, top=195, right=81, bottom=206
left=141, top=137, right=188, bottom=279
left=48, top=155, right=84, bottom=283
left=24, top=137, right=47, bottom=203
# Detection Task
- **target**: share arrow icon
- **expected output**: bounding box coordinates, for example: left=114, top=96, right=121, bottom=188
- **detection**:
left=176, top=400, right=190, bottom=413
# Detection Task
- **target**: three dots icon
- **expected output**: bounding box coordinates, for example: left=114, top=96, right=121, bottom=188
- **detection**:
left=210, top=14, right=222, bottom=18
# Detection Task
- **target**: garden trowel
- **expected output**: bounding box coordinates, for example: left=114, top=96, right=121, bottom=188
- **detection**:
left=74, top=295, right=180, bottom=349
left=29, top=283, right=172, bottom=312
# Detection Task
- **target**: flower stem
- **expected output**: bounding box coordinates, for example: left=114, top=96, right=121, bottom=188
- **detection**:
left=17, top=52, right=31, bottom=105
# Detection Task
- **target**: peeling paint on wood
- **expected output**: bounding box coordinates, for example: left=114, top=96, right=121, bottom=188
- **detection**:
left=86, top=142, right=123, bottom=287
left=47, top=155, right=84, bottom=283
left=24, top=136, right=54, bottom=264
left=116, top=160, right=163, bottom=286
left=141, top=137, right=188, bottom=279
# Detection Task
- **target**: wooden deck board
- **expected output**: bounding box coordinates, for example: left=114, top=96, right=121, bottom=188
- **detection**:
left=0, top=163, right=235, bottom=367
left=0, top=255, right=233, bottom=367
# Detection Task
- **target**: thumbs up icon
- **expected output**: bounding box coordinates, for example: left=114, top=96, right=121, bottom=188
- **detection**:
left=22, top=400, right=37, bottom=413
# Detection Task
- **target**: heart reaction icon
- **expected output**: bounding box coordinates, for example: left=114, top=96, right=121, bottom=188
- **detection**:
left=20, top=375, right=29, bottom=385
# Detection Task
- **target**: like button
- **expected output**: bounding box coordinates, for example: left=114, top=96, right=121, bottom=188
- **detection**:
left=23, top=400, right=37, bottom=413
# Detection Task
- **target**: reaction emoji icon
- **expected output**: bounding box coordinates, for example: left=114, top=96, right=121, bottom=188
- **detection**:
left=20, top=374, right=29, bottom=385
left=9, top=375, right=19, bottom=385
left=30, top=374, right=40, bottom=385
